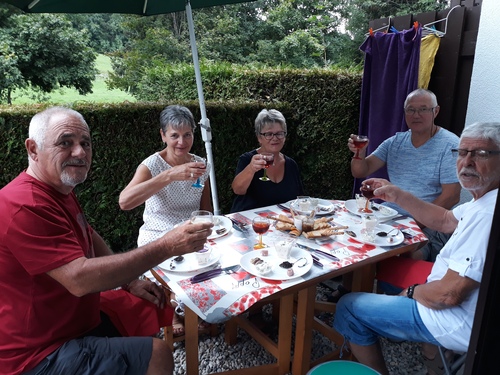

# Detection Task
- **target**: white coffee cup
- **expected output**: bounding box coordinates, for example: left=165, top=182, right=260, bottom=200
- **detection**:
left=274, top=239, right=295, bottom=259
left=195, top=245, right=212, bottom=265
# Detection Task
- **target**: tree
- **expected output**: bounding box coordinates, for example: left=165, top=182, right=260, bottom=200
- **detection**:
left=64, top=14, right=130, bottom=53
left=106, top=0, right=450, bottom=98
left=0, top=6, right=97, bottom=104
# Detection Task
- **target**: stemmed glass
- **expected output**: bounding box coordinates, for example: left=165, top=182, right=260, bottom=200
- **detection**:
left=352, top=135, right=368, bottom=160
left=259, top=153, right=275, bottom=181
left=191, top=155, right=206, bottom=188
left=190, top=210, right=214, bottom=241
left=360, top=184, right=375, bottom=214
left=252, top=216, right=271, bottom=249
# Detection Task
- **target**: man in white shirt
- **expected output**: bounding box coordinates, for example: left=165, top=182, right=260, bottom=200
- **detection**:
left=334, top=122, right=500, bottom=374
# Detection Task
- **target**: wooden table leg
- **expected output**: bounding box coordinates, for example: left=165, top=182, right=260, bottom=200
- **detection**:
left=277, top=293, right=294, bottom=375
left=291, top=285, right=316, bottom=375
left=184, top=306, right=199, bottom=375
left=351, top=264, right=376, bottom=293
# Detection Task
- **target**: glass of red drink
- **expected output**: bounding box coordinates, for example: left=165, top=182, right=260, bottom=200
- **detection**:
left=352, top=135, right=368, bottom=160
left=259, top=153, right=275, bottom=181
left=359, top=184, right=375, bottom=213
left=252, top=216, right=271, bottom=249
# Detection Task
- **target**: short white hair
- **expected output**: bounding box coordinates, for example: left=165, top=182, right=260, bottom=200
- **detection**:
left=29, top=107, right=87, bottom=149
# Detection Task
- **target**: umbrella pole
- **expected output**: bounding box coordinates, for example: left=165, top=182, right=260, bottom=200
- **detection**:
left=186, top=1, right=221, bottom=215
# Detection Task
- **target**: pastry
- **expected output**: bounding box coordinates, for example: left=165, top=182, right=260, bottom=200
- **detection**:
left=269, top=214, right=294, bottom=225
left=303, top=229, right=345, bottom=239
left=276, top=222, right=295, bottom=231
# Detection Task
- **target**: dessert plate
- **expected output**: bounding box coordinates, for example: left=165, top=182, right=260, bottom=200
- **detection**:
left=239, top=247, right=313, bottom=280
left=208, top=215, right=232, bottom=240
left=283, top=198, right=336, bottom=216
left=158, top=247, right=220, bottom=273
left=343, top=224, right=404, bottom=247
left=344, top=199, right=399, bottom=221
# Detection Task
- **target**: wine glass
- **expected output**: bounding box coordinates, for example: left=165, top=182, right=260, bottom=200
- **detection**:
left=191, top=156, right=206, bottom=188
left=352, top=135, right=368, bottom=160
left=252, top=216, right=271, bottom=249
left=259, top=153, right=275, bottom=181
left=360, top=184, right=375, bottom=213
left=190, top=210, right=214, bottom=240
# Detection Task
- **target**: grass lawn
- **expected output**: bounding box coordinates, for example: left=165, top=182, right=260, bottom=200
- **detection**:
left=10, top=54, right=136, bottom=105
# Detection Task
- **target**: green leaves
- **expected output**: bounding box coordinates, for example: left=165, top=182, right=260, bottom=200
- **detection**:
left=0, top=12, right=97, bottom=104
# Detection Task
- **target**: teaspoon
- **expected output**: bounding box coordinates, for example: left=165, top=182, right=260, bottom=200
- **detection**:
left=376, top=228, right=399, bottom=237
left=279, top=257, right=308, bottom=269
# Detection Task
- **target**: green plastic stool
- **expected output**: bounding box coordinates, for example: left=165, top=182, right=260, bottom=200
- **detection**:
left=306, top=360, right=382, bottom=375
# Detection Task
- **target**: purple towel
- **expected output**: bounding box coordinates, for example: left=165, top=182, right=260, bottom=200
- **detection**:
left=353, top=25, right=422, bottom=196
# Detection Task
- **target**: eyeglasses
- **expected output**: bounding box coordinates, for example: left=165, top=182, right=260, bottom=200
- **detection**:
left=404, top=107, right=435, bottom=115
left=259, top=131, right=287, bottom=140
left=451, top=149, right=500, bottom=160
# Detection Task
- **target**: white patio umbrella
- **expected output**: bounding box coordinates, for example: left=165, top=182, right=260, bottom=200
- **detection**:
left=3, top=0, right=257, bottom=214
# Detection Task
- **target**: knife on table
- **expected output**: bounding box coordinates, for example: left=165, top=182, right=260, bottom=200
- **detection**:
left=227, top=217, right=248, bottom=232
left=296, top=243, right=340, bottom=262
left=277, top=203, right=290, bottom=212
left=190, top=265, right=241, bottom=283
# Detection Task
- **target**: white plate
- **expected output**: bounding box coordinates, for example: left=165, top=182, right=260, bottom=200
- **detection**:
left=284, top=198, right=336, bottom=216
left=344, top=199, right=399, bottom=221
left=158, top=246, right=221, bottom=273
left=208, top=216, right=232, bottom=240
left=239, top=247, right=313, bottom=280
left=344, top=223, right=404, bottom=247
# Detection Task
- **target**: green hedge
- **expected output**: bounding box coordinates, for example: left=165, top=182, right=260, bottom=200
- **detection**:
left=0, top=69, right=361, bottom=252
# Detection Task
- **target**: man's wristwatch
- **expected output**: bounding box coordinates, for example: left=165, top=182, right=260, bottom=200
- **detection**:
left=407, top=283, right=419, bottom=299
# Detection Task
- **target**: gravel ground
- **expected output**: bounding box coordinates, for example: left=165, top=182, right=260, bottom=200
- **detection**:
left=166, top=283, right=428, bottom=375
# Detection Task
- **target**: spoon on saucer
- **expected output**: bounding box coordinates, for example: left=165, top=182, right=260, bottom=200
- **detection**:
left=376, top=228, right=399, bottom=237
left=279, top=257, right=308, bottom=269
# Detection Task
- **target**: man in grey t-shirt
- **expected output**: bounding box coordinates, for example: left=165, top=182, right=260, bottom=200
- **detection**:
left=348, top=89, right=461, bottom=262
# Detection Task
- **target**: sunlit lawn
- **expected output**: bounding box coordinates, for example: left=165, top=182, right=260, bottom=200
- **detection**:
left=10, top=54, right=136, bottom=105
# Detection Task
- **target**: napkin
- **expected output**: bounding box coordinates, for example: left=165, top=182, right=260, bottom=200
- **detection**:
left=100, top=289, right=174, bottom=337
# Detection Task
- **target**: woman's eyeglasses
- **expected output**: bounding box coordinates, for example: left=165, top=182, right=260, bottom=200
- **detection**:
left=259, top=131, right=287, bottom=140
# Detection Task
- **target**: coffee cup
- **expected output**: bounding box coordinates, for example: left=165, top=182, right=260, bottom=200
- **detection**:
left=195, top=245, right=212, bottom=265
left=274, top=239, right=295, bottom=259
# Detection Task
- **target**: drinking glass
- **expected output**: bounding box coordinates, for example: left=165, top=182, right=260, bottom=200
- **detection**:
left=252, top=216, right=271, bottom=249
left=190, top=210, right=214, bottom=240
left=360, top=184, right=375, bottom=213
left=259, top=153, right=275, bottom=181
left=362, top=215, right=378, bottom=242
left=352, top=135, right=368, bottom=160
left=191, top=156, right=206, bottom=188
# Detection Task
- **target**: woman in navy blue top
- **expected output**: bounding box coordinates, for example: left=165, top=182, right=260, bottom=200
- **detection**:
left=230, top=109, right=304, bottom=213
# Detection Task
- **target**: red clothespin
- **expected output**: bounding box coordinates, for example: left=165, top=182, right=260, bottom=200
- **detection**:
left=413, top=21, right=419, bottom=30
left=369, top=27, right=374, bottom=37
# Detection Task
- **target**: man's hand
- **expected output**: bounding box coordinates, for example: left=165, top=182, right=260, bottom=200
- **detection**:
left=363, top=178, right=401, bottom=204
left=126, top=278, right=166, bottom=308
left=158, top=220, right=213, bottom=258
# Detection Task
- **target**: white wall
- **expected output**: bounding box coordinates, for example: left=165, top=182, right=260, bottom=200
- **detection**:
left=465, top=0, right=500, bottom=126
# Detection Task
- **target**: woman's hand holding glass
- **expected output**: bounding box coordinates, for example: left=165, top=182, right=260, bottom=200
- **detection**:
left=190, top=155, right=207, bottom=188
left=258, top=153, right=274, bottom=182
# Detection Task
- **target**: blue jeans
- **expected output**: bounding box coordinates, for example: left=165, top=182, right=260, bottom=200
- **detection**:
left=333, top=292, right=440, bottom=346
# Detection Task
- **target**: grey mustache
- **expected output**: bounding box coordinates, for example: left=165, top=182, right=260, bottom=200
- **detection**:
left=63, top=159, right=88, bottom=167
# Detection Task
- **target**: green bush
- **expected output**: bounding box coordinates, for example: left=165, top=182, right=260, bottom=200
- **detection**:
left=0, top=69, right=361, bottom=251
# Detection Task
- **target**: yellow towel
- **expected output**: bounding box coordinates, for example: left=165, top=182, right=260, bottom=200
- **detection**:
left=419, top=34, right=441, bottom=89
